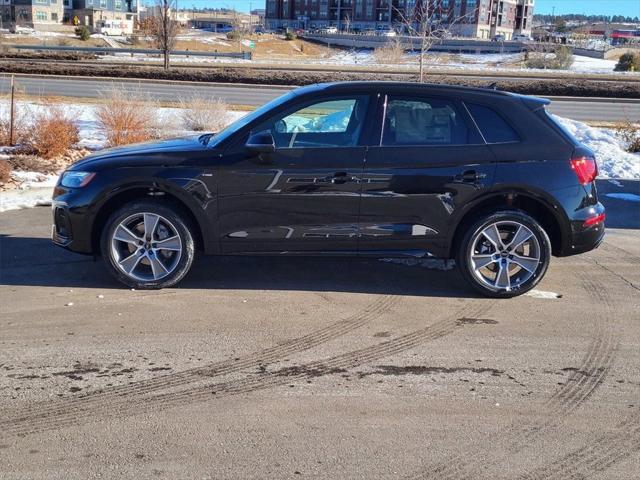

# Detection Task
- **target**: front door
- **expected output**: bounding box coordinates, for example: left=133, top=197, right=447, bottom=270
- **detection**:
left=359, top=94, right=496, bottom=257
left=217, top=95, right=372, bottom=253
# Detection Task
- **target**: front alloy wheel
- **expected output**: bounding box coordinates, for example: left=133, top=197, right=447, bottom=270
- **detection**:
left=458, top=211, right=551, bottom=298
left=101, top=201, right=195, bottom=289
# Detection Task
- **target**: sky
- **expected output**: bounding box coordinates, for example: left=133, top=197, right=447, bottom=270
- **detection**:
left=180, top=0, right=640, bottom=17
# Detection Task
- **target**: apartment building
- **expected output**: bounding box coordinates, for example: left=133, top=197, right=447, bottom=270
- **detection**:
left=1, top=0, right=64, bottom=27
left=265, top=0, right=533, bottom=40
left=71, top=0, right=138, bottom=29
left=0, top=0, right=137, bottom=30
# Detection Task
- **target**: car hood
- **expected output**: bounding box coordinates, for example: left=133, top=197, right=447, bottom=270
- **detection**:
left=70, top=135, right=214, bottom=171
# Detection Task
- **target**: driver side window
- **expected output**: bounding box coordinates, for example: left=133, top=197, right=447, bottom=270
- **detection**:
left=256, top=96, right=369, bottom=149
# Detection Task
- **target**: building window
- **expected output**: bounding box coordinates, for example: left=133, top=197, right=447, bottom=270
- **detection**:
left=35, top=0, right=48, bottom=4
left=35, top=11, right=48, bottom=21
left=115, top=0, right=122, bottom=8
left=51, top=12, right=58, bottom=21
left=101, top=0, right=107, bottom=8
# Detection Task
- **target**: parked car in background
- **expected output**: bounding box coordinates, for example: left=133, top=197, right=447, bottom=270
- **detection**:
left=52, top=82, right=604, bottom=297
left=492, top=34, right=506, bottom=42
left=513, top=34, right=532, bottom=42
left=325, top=26, right=338, bottom=34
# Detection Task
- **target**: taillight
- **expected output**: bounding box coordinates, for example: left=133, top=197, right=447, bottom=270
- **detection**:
left=583, top=213, right=605, bottom=228
left=570, top=156, right=598, bottom=185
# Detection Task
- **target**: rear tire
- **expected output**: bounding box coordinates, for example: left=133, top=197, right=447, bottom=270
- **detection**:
left=456, top=210, right=551, bottom=298
left=100, top=201, right=195, bottom=289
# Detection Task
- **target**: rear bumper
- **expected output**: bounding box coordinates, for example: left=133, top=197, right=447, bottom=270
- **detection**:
left=558, top=201, right=606, bottom=256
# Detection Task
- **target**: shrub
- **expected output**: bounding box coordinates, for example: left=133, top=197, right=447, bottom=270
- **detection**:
left=554, top=45, right=574, bottom=69
left=525, top=46, right=573, bottom=70
left=373, top=39, right=405, bottom=64
left=0, top=159, right=11, bottom=183
left=75, top=25, right=91, bottom=41
left=0, top=102, right=29, bottom=146
left=95, top=90, right=157, bottom=147
left=614, top=120, right=640, bottom=153
left=615, top=51, right=640, bottom=72
left=28, top=105, right=80, bottom=159
left=284, top=31, right=296, bottom=41
left=179, top=94, right=230, bottom=132
left=226, top=31, right=241, bottom=40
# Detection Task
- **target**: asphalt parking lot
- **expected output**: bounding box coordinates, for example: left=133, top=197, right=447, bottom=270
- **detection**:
left=1, top=180, right=639, bottom=479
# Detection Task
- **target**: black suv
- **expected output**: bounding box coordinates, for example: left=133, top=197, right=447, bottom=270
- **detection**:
left=52, top=82, right=605, bottom=297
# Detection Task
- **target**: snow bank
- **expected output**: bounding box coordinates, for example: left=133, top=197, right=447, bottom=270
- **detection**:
left=554, top=115, right=640, bottom=180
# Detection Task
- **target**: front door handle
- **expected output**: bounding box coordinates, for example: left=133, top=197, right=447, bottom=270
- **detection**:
left=455, top=170, right=486, bottom=183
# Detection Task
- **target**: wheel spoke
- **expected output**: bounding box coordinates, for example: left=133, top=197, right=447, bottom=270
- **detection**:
left=119, top=250, right=143, bottom=274
left=113, top=225, right=141, bottom=246
left=148, top=254, right=169, bottom=279
left=472, top=254, right=497, bottom=270
left=495, top=262, right=511, bottom=290
left=482, top=224, right=504, bottom=250
left=511, top=254, right=539, bottom=274
left=508, top=225, right=533, bottom=252
left=155, top=235, right=181, bottom=251
left=143, top=213, right=160, bottom=240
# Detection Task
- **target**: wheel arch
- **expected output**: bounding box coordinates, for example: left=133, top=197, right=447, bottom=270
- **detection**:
left=448, top=188, right=568, bottom=258
left=90, top=181, right=208, bottom=254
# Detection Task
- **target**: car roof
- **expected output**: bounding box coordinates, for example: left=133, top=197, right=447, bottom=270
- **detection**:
left=292, top=81, right=550, bottom=105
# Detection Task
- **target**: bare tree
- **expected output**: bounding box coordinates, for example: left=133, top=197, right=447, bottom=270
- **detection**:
left=150, top=0, right=180, bottom=70
left=395, top=0, right=467, bottom=82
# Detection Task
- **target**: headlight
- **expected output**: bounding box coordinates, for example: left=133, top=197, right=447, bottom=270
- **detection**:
left=60, top=171, right=96, bottom=188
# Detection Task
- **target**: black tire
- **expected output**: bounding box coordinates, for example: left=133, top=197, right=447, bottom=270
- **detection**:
left=456, top=210, right=551, bottom=298
left=100, top=201, right=195, bottom=289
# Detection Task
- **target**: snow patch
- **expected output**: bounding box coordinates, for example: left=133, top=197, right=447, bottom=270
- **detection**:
left=524, top=290, right=562, bottom=299
left=554, top=115, right=640, bottom=180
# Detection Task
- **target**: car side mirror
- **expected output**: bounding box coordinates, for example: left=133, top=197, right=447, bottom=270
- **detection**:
left=246, top=130, right=276, bottom=153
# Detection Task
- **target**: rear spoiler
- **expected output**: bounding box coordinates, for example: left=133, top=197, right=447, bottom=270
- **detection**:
left=515, top=94, right=551, bottom=111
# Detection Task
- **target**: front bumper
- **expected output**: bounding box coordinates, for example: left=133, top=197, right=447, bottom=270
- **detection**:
left=51, top=187, right=96, bottom=255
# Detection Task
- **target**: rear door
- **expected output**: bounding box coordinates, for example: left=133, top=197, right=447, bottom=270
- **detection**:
left=359, top=93, right=496, bottom=256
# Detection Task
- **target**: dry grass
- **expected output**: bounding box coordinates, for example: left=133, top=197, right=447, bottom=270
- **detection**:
left=95, top=90, right=158, bottom=147
left=373, top=39, right=405, bottom=65
left=28, top=104, right=79, bottom=159
left=179, top=94, right=230, bottom=132
left=0, top=98, right=30, bottom=146
left=613, top=120, right=640, bottom=153
left=0, top=159, right=11, bottom=183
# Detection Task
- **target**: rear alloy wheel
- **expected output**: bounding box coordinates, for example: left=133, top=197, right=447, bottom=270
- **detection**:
left=457, top=211, right=551, bottom=298
left=101, top=201, right=195, bottom=289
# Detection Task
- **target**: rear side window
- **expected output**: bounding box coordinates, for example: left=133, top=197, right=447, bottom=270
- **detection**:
left=466, top=103, right=520, bottom=143
left=382, top=97, right=474, bottom=146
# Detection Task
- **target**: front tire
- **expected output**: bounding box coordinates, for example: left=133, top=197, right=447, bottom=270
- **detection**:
left=457, top=210, right=551, bottom=298
left=100, top=201, right=195, bottom=289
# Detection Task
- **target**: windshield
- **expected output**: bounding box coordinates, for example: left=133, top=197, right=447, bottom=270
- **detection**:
left=208, top=90, right=297, bottom=147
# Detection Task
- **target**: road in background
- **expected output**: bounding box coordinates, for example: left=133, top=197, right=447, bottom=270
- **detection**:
left=0, top=75, right=639, bottom=122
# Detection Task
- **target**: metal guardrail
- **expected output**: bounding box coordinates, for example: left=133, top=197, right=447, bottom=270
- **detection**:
left=5, top=44, right=252, bottom=59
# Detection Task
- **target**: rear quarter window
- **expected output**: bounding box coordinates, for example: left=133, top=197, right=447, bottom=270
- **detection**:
left=466, top=103, right=520, bottom=143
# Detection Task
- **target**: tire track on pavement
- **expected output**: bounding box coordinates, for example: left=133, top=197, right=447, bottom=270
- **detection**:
left=408, top=270, right=619, bottom=480
left=2, top=294, right=397, bottom=430
left=518, top=409, right=640, bottom=480
left=3, top=300, right=495, bottom=438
